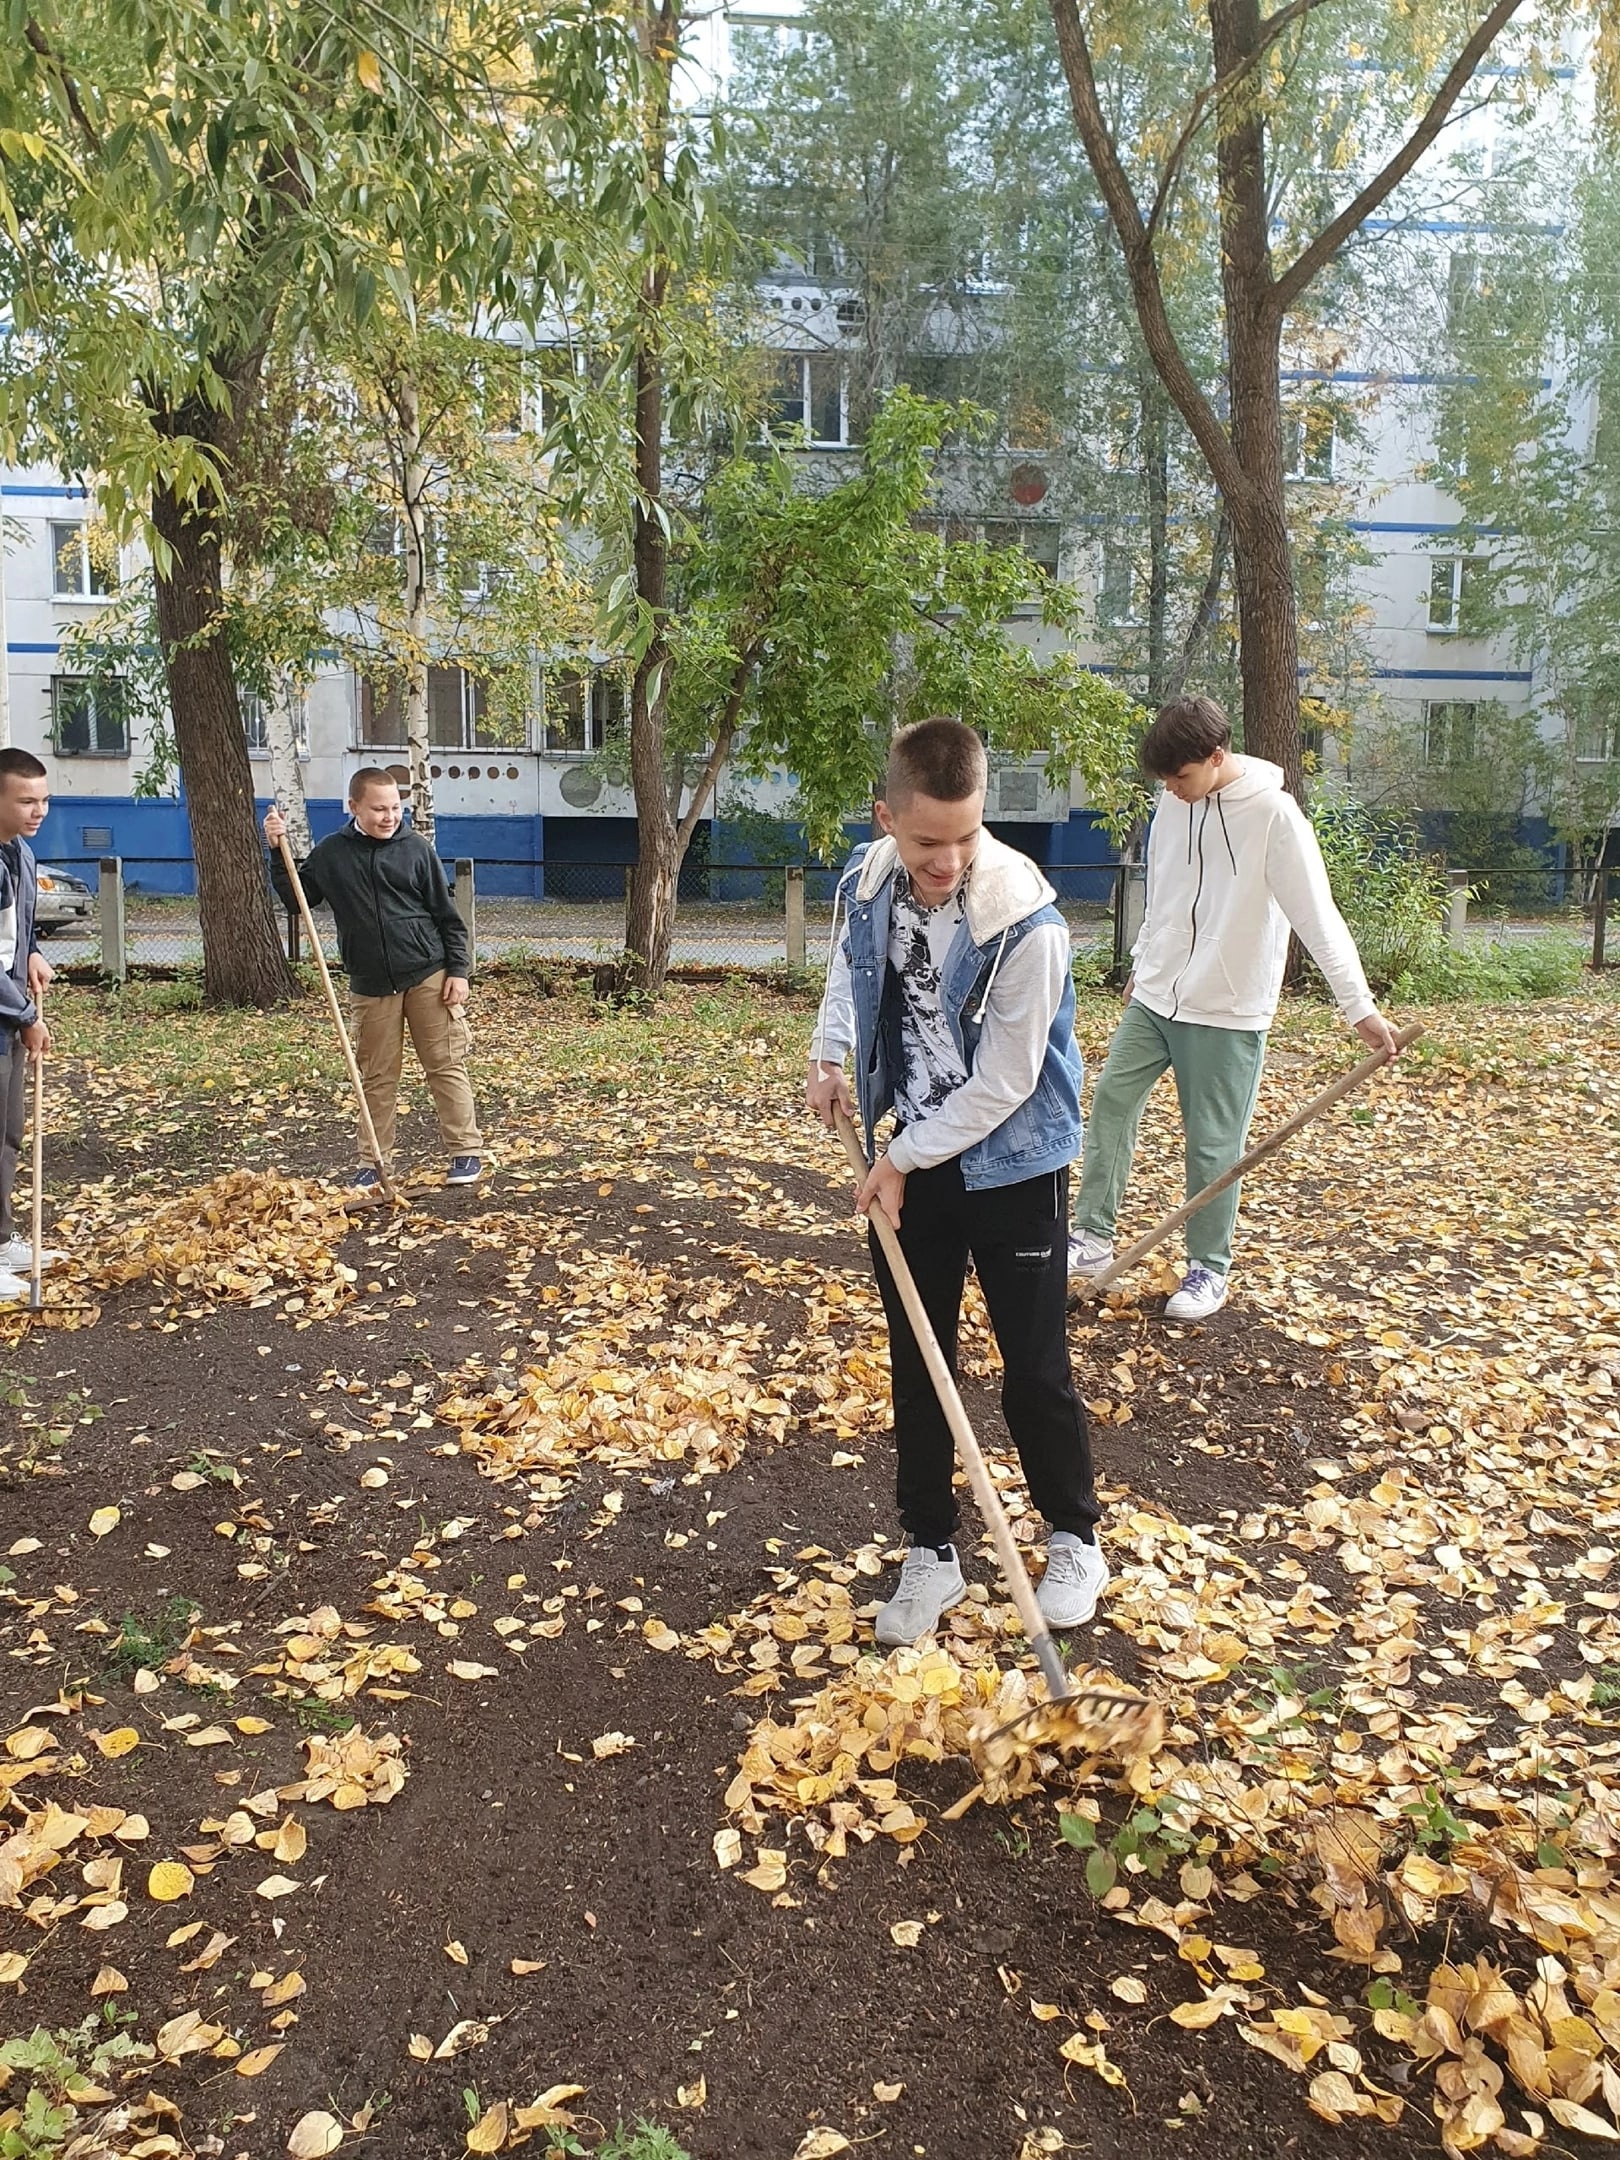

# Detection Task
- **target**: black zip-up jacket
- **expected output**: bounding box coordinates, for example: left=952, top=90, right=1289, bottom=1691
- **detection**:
left=0, top=836, right=40, bottom=1031
left=270, top=822, right=468, bottom=997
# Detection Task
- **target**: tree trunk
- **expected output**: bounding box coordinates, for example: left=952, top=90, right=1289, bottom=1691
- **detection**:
left=264, top=677, right=311, bottom=859
left=151, top=481, right=293, bottom=1008
left=619, top=318, right=679, bottom=997
left=1210, top=0, right=1304, bottom=799
left=1142, top=368, right=1171, bottom=704
left=613, top=0, right=683, bottom=1000
left=399, top=380, right=437, bottom=846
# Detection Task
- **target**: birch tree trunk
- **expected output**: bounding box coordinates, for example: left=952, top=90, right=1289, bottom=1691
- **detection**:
left=264, top=678, right=312, bottom=859
left=399, top=379, right=437, bottom=846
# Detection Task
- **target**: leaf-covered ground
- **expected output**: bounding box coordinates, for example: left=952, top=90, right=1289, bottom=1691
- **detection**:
left=2, top=970, right=1618, bottom=2160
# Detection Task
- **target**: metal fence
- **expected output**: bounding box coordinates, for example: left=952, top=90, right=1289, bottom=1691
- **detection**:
left=39, top=853, right=1618, bottom=981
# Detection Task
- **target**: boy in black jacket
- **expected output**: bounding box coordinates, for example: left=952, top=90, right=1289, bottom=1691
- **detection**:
left=265, top=769, right=483, bottom=1189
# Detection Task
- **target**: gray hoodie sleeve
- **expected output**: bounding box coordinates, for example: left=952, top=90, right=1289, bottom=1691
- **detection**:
left=887, top=922, right=1071, bottom=1174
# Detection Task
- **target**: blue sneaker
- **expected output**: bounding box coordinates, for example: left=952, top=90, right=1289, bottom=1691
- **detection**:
left=446, top=1154, right=482, bottom=1187
left=349, top=1164, right=381, bottom=1192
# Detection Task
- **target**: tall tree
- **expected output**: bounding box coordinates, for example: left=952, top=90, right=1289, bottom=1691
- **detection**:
left=0, top=0, right=614, bottom=1003
left=1044, top=0, right=1575, bottom=798
left=1426, top=145, right=1620, bottom=887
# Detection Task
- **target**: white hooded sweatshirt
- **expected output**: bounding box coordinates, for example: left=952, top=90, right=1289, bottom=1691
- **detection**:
left=1130, top=758, right=1375, bottom=1033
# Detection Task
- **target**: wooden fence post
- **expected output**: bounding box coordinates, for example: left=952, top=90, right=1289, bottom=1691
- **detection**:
left=98, top=858, right=126, bottom=984
left=785, top=866, right=806, bottom=971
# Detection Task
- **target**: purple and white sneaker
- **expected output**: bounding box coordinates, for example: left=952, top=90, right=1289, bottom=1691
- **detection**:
left=1165, top=1264, right=1229, bottom=1321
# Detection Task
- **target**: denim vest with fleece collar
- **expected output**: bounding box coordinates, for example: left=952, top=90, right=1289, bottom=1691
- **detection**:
left=834, top=831, right=1083, bottom=1191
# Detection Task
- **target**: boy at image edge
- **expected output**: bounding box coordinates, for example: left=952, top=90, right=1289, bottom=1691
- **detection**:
left=1068, top=694, right=1399, bottom=1319
left=0, top=748, right=61, bottom=1304
left=806, top=717, right=1105, bottom=1648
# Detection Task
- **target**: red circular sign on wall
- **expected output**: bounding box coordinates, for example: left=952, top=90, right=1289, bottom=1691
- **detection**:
left=1010, top=463, right=1050, bottom=506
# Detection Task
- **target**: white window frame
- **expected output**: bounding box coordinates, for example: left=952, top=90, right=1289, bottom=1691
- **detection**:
left=1426, top=556, right=1487, bottom=636
left=763, top=352, right=850, bottom=447
left=49, top=521, right=111, bottom=600
left=1096, top=539, right=1141, bottom=628
left=1423, top=698, right=1480, bottom=764
left=1573, top=705, right=1620, bottom=763
left=1283, top=407, right=1337, bottom=481
left=242, top=690, right=310, bottom=759
left=541, top=667, right=625, bottom=756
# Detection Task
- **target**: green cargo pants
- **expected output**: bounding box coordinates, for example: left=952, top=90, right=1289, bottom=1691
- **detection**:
left=1074, top=1000, right=1266, bottom=1277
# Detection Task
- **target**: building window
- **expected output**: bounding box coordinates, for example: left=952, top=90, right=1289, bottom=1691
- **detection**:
left=1423, top=699, right=1479, bottom=763
left=1284, top=407, right=1336, bottom=480
left=360, top=667, right=528, bottom=750
left=51, top=675, right=129, bottom=756
left=1097, top=541, right=1138, bottom=627
left=542, top=668, right=625, bottom=755
left=729, top=16, right=810, bottom=71
left=50, top=522, right=112, bottom=599
left=243, top=691, right=310, bottom=758
left=359, top=673, right=405, bottom=746
left=1574, top=703, right=1620, bottom=762
left=765, top=354, right=847, bottom=446
left=982, top=520, right=1062, bottom=580
left=1427, top=556, right=1488, bottom=635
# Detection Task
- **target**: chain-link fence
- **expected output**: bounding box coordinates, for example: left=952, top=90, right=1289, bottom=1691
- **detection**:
left=40, top=853, right=1618, bottom=981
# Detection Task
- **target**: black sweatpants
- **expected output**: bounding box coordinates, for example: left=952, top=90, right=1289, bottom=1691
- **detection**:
left=868, top=1158, right=1099, bottom=1550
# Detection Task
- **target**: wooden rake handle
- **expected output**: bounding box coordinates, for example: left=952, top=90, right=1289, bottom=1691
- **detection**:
left=1080, top=1021, right=1426, bottom=1298
left=831, top=1105, right=1071, bottom=1701
left=28, top=1050, right=44, bottom=1313
left=276, top=834, right=398, bottom=1206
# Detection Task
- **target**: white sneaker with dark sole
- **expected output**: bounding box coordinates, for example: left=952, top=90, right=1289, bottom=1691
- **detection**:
left=1066, top=1229, right=1114, bottom=1279
left=1037, top=1533, right=1110, bottom=1629
left=1165, top=1265, right=1229, bottom=1321
left=874, top=1544, right=967, bottom=1649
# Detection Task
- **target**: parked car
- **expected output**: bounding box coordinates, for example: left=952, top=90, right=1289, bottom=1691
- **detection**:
left=34, top=865, right=94, bottom=937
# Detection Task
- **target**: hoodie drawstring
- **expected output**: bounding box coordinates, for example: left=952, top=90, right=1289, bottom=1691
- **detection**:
left=1214, top=791, right=1237, bottom=875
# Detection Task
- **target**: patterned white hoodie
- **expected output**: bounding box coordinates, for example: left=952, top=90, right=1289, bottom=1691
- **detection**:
left=1130, top=758, right=1376, bottom=1033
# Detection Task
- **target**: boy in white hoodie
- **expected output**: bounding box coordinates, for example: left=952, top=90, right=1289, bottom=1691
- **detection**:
left=1068, top=695, right=1399, bottom=1320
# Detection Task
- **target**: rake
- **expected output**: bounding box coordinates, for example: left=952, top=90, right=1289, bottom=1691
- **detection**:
left=831, top=1105, right=1151, bottom=1740
left=276, top=832, right=399, bottom=1208
left=1074, top=1021, right=1426, bottom=1300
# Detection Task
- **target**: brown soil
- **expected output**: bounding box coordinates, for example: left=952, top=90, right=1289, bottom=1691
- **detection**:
left=0, top=1053, right=1594, bottom=2160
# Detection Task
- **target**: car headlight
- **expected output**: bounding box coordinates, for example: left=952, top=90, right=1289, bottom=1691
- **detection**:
left=38, top=876, right=57, bottom=891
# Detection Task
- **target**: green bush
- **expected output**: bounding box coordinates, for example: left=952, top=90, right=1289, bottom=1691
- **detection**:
left=1309, top=796, right=1449, bottom=995
left=1392, top=933, right=1585, bottom=1003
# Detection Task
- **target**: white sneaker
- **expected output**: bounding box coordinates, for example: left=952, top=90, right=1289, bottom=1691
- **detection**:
left=0, top=1237, right=63, bottom=1274
left=1165, top=1264, right=1229, bottom=1321
left=1067, top=1229, right=1114, bottom=1278
left=874, top=1544, right=967, bottom=1649
left=0, top=1268, right=29, bottom=1306
left=1037, top=1533, right=1110, bottom=1629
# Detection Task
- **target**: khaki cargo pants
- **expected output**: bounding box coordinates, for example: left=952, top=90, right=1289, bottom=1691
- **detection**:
left=350, top=971, right=483, bottom=1160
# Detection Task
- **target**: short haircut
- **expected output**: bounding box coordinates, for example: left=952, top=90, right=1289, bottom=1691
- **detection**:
left=348, top=766, right=399, bottom=803
left=885, top=717, right=988, bottom=807
left=1140, top=695, right=1232, bottom=777
left=0, top=748, right=48, bottom=785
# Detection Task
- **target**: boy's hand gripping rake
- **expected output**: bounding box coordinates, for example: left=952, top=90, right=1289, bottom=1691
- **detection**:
left=276, top=833, right=398, bottom=1208
left=830, top=1106, right=1147, bottom=1740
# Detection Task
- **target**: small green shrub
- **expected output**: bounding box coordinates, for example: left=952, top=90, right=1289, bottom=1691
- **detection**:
left=1392, top=934, right=1584, bottom=1003
left=1310, top=796, right=1449, bottom=994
